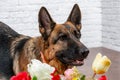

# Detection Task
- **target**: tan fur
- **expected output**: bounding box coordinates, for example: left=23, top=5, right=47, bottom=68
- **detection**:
left=11, top=4, right=85, bottom=75
left=11, top=22, right=81, bottom=74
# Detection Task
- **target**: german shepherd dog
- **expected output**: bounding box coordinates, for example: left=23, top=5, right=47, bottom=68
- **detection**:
left=0, top=4, right=89, bottom=79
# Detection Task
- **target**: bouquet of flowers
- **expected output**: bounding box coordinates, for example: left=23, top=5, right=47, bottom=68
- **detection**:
left=10, top=53, right=111, bottom=80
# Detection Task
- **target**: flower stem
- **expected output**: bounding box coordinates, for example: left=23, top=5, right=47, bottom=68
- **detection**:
left=92, top=73, right=96, bottom=79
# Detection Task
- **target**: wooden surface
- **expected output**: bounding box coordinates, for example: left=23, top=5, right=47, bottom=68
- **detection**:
left=77, top=47, right=120, bottom=80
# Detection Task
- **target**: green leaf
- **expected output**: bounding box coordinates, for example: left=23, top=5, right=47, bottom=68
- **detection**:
left=80, top=75, right=86, bottom=80
left=32, top=76, right=37, bottom=80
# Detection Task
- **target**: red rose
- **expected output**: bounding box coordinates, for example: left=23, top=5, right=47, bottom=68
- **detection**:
left=10, top=72, right=31, bottom=80
left=51, top=69, right=60, bottom=80
left=98, top=75, right=107, bottom=80
left=52, top=75, right=60, bottom=80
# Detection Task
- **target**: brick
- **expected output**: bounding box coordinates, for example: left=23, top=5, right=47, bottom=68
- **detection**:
left=102, top=1, right=120, bottom=8
left=0, top=12, right=9, bottom=18
left=0, top=0, right=18, bottom=7
left=102, top=0, right=120, bottom=51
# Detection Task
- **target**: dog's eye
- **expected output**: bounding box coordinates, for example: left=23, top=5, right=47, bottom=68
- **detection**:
left=74, top=30, right=81, bottom=38
left=59, top=34, right=68, bottom=41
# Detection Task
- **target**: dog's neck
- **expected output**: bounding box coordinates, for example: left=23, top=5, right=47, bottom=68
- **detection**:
left=36, top=37, right=50, bottom=52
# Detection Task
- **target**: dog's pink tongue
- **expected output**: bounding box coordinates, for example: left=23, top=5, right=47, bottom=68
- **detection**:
left=76, top=60, right=84, bottom=64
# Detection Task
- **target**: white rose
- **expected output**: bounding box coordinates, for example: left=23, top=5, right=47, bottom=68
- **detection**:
left=27, top=59, right=55, bottom=80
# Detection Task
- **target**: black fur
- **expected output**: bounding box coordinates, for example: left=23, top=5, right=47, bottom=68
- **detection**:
left=0, top=22, right=19, bottom=79
left=0, top=22, right=30, bottom=79
left=14, top=37, right=30, bottom=56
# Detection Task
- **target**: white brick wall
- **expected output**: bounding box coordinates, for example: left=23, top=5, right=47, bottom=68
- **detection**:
left=0, top=0, right=102, bottom=48
left=0, top=0, right=101, bottom=47
left=102, top=0, right=120, bottom=51
left=1, top=0, right=119, bottom=51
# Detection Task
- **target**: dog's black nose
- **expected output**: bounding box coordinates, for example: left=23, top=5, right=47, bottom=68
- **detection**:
left=80, top=48, right=89, bottom=58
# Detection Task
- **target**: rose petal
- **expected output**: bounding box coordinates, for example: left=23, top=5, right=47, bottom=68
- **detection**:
left=98, top=75, right=107, bottom=80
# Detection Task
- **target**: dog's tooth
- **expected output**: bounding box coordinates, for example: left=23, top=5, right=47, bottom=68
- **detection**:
left=76, top=60, right=80, bottom=64
left=76, top=60, right=84, bottom=64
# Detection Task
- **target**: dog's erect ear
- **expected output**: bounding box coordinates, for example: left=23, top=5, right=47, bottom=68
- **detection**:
left=67, top=4, right=81, bottom=30
left=38, top=7, right=56, bottom=40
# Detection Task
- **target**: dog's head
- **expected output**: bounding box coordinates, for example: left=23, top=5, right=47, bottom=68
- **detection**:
left=38, top=4, right=89, bottom=73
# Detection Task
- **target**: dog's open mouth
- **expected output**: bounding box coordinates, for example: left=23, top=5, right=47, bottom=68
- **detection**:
left=60, top=57, right=85, bottom=66
left=70, top=59, right=84, bottom=66
left=56, top=50, right=88, bottom=66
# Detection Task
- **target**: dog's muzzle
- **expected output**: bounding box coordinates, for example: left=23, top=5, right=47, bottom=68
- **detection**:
left=56, top=47, right=89, bottom=66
